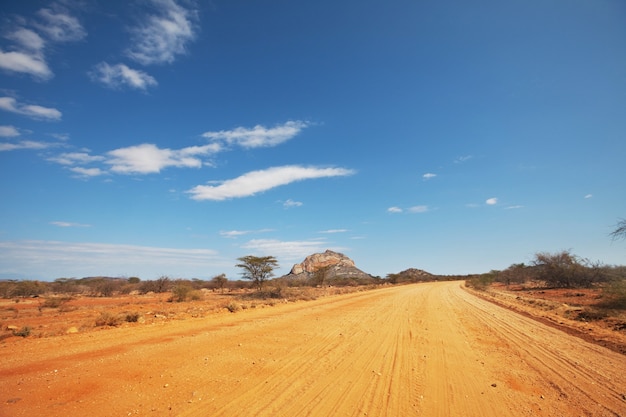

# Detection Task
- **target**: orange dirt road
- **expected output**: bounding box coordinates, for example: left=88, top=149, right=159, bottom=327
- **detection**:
left=1, top=281, right=625, bottom=417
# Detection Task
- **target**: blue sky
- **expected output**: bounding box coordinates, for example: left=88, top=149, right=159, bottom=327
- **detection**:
left=1, top=0, right=625, bottom=281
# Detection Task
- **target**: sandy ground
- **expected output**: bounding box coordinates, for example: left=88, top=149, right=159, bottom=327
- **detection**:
left=1, top=281, right=625, bottom=417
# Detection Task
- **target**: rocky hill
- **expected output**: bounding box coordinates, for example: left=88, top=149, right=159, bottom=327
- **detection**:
left=389, top=268, right=436, bottom=283
left=288, top=250, right=372, bottom=283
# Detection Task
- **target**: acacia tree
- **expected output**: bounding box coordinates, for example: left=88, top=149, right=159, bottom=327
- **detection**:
left=212, top=273, right=228, bottom=293
left=236, top=256, right=279, bottom=291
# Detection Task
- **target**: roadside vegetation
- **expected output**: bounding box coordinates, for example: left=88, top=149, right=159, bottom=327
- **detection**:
left=1, top=243, right=624, bottom=341
left=465, top=250, right=626, bottom=341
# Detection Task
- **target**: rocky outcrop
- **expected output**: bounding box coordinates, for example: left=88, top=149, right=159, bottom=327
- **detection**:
left=290, top=250, right=355, bottom=274
left=289, top=250, right=371, bottom=281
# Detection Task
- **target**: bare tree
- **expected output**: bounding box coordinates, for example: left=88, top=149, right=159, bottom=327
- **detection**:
left=610, top=218, right=626, bottom=241
left=236, top=256, right=279, bottom=291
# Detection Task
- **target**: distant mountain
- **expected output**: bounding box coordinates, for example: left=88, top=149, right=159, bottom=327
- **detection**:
left=388, top=268, right=438, bottom=283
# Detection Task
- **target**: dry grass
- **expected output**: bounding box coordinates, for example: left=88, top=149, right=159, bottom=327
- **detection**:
left=0, top=284, right=386, bottom=341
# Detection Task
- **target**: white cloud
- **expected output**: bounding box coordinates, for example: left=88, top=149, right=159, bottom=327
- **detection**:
left=505, top=205, right=524, bottom=210
left=187, top=165, right=355, bottom=201
left=240, top=239, right=334, bottom=262
left=220, top=229, right=273, bottom=238
left=0, top=49, right=51, bottom=80
left=0, top=28, right=51, bottom=80
left=90, top=62, right=158, bottom=90
left=48, top=152, right=105, bottom=166
left=202, top=121, right=309, bottom=149
left=0, top=5, right=84, bottom=80
left=0, top=96, right=62, bottom=120
left=8, top=28, right=46, bottom=51
left=422, top=173, right=437, bottom=180
left=319, top=229, right=348, bottom=234
left=0, top=140, right=59, bottom=151
left=486, top=197, right=498, bottom=205
left=69, top=167, right=106, bottom=177
left=0, top=126, right=19, bottom=137
left=126, top=0, right=198, bottom=66
left=106, top=143, right=220, bottom=174
left=584, top=194, right=593, bottom=199
left=283, top=199, right=303, bottom=208
left=50, top=221, right=91, bottom=228
left=388, top=205, right=429, bottom=214
left=35, top=7, right=86, bottom=42
left=0, top=240, right=224, bottom=279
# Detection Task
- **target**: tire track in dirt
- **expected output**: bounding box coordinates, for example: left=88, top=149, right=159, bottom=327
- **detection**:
left=2, top=282, right=625, bottom=417
left=454, top=286, right=626, bottom=416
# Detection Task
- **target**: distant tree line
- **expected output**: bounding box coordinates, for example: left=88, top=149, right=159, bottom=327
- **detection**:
left=466, top=250, right=626, bottom=291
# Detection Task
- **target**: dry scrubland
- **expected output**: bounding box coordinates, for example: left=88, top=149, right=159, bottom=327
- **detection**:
left=1, top=281, right=625, bottom=416
left=0, top=285, right=369, bottom=341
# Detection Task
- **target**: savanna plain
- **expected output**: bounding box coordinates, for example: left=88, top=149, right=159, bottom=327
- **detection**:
left=1, top=280, right=626, bottom=417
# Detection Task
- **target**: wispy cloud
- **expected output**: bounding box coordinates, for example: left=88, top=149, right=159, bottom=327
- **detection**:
left=202, top=121, right=309, bottom=149
left=0, top=140, right=60, bottom=151
left=454, top=155, right=473, bottom=163
left=220, top=229, right=273, bottom=239
left=69, top=167, right=107, bottom=177
left=486, top=197, right=498, bottom=205
left=584, top=194, right=593, bottom=199
left=126, top=0, right=198, bottom=66
left=0, top=240, right=224, bottom=279
left=106, top=143, right=221, bottom=174
left=34, top=6, right=87, bottom=42
left=505, top=205, right=524, bottom=210
left=0, top=28, right=51, bottom=80
left=388, top=205, right=428, bottom=214
left=0, top=3, right=85, bottom=80
left=283, top=199, right=303, bottom=208
left=47, top=152, right=105, bottom=166
left=422, top=173, right=437, bottom=180
left=319, top=229, right=348, bottom=234
left=0, top=96, right=62, bottom=120
left=240, top=239, right=335, bottom=262
left=90, top=62, right=157, bottom=90
left=50, top=221, right=91, bottom=228
left=187, top=165, right=355, bottom=201
left=0, top=126, right=19, bottom=137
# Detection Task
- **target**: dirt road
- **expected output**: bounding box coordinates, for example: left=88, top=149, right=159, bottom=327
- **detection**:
left=1, top=282, right=625, bottom=416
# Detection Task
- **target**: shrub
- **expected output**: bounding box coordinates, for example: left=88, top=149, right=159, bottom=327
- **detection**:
left=13, top=326, right=31, bottom=337
left=125, top=312, right=141, bottom=322
left=41, top=296, right=72, bottom=309
left=466, top=273, right=496, bottom=291
left=225, top=302, right=240, bottom=313
left=188, top=290, right=203, bottom=301
left=170, top=284, right=191, bottom=302
left=532, top=251, right=605, bottom=288
left=95, top=312, right=122, bottom=327
left=599, top=279, right=626, bottom=310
